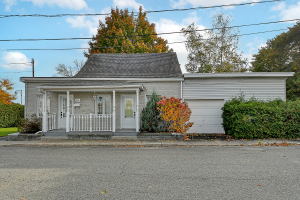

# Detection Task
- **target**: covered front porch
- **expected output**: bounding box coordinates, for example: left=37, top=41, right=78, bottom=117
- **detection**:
left=38, top=83, right=143, bottom=134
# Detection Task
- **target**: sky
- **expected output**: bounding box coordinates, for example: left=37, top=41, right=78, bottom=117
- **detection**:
left=1, top=0, right=300, bottom=104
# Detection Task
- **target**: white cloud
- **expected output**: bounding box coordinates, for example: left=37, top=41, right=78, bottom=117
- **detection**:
left=1, top=52, right=32, bottom=71
left=66, top=7, right=110, bottom=36
left=170, top=0, right=258, bottom=8
left=170, top=0, right=187, bottom=8
left=271, top=2, right=285, bottom=11
left=182, top=11, right=200, bottom=24
left=154, top=12, right=207, bottom=73
left=257, top=43, right=267, bottom=49
left=3, top=0, right=17, bottom=11
left=113, top=0, right=144, bottom=11
left=272, top=2, right=300, bottom=21
left=3, top=0, right=87, bottom=11
left=24, top=0, right=88, bottom=10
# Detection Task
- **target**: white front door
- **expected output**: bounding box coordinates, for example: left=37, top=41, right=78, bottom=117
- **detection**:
left=59, top=95, right=73, bottom=129
left=121, top=95, right=136, bottom=129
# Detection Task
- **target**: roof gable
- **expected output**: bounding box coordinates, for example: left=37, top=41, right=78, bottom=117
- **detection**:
left=74, top=53, right=182, bottom=78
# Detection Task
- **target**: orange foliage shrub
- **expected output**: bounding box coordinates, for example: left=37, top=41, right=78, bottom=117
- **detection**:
left=157, top=96, right=193, bottom=134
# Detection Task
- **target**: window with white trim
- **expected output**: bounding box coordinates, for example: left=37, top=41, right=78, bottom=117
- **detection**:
left=36, top=95, right=50, bottom=117
left=96, top=95, right=111, bottom=114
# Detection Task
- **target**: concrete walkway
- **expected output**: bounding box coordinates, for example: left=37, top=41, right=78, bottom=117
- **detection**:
left=0, top=138, right=300, bottom=147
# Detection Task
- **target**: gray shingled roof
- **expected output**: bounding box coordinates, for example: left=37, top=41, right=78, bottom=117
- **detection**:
left=74, top=53, right=182, bottom=78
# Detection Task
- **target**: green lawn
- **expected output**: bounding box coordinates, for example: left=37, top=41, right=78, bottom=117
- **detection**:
left=0, top=127, right=18, bottom=137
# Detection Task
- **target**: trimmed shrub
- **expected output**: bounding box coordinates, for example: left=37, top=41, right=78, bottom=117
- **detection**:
left=222, top=96, right=300, bottom=139
left=157, top=96, right=193, bottom=134
left=0, top=103, right=24, bottom=128
left=141, top=92, right=165, bottom=132
left=18, top=114, right=42, bottom=133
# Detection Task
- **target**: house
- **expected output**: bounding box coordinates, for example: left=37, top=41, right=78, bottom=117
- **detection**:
left=20, top=52, right=294, bottom=134
left=20, top=53, right=183, bottom=133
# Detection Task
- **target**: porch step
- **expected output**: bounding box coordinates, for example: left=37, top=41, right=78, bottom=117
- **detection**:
left=112, top=136, right=138, bottom=140
left=41, top=136, right=68, bottom=141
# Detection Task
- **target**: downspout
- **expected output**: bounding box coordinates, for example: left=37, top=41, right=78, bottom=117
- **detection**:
left=181, top=80, right=183, bottom=99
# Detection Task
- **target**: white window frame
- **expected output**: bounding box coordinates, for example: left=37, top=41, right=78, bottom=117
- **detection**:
left=95, top=95, right=111, bottom=115
left=36, top=95, right=50, bottom=117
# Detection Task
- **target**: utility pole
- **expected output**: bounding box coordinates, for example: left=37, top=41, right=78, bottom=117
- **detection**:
left=32, top=58, right=34, bottom=77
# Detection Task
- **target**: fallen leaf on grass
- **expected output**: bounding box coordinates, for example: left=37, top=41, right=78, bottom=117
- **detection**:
left=101, top=190, right=107, bottom=194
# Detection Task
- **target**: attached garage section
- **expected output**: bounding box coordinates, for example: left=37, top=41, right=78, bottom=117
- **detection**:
left=183, top=72, right=294, bottom=134
left=186, top=99, right=225, bottom=134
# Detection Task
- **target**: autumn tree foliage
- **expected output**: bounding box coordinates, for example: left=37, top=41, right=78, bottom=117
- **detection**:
left=84, top=6, right=172, bottom=58
left=251, top=21, right=300, bottom=100
left=0, top=79, right=16, bottom=104
left=181, top=13, right=247, bottom=73
left=157, top=96, right=193, bottom=134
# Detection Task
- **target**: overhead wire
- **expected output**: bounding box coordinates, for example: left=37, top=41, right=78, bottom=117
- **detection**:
left=0, top=0, right=283, bottom=18
left=2, top=28, right=287, bottom=51
left=0, top=18, right=297, bottom=42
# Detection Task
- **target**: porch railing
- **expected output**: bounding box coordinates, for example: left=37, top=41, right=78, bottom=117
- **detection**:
left=47, top=113, right=56, bottom=131
left=70, top=114, right=112, bottom=132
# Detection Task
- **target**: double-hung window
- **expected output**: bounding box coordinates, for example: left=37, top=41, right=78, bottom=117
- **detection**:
left=96, top=95, right=111, bottom=114
left=36, top=95, right=50, bottom=117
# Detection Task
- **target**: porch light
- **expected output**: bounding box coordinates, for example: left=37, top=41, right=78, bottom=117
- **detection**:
left=93, top=94, right=97, bottom=100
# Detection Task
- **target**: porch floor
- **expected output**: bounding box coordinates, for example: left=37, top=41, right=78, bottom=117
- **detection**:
left=44, top=129, right=138, bottom=137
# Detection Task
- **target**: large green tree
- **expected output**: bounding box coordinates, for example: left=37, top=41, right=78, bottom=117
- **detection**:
left=84, top=7, right=172, bottom=58
left=251, top=21, right=300, bottom=100
left=181, top=13, right=247, bottom=73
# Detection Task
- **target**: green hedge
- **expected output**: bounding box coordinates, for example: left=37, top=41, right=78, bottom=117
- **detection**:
left=0, top=103, right=24, bottom=128
left=222, top=98, right=300, bottom=139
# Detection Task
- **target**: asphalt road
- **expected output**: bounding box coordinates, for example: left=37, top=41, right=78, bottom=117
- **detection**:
left=1, top=146, right=300, bottom=200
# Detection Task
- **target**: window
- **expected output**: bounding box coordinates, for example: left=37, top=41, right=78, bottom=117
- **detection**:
left=97, top=95, right=111, bottom=114
left=36, top=95, right=50, bottom=117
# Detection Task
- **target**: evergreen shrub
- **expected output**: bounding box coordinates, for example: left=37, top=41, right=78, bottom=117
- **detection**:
left=222, top=95, right=300, bottom=139
left=0, top=103, right=24, bottom=128
left=141, top=92, right=165, bottom=132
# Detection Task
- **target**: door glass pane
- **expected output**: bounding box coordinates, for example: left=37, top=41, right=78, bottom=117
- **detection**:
left=105, top=96, right=111, bottom=114
left=63, top=98, right=67, bottom=117
left=98, top=96, right=103, bottom=114
left=124, top=98, right=133, bottom=118
left=69, top=100, right=72, bottom=114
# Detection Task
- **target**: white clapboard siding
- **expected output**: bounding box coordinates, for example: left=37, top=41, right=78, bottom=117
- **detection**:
left=183, top=77, right=287, bottom=134
left=183, top=77, right=286, bottom=101
left=186, top=99, right=225, bottom=134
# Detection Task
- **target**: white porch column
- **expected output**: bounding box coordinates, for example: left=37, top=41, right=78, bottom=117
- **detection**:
left=136, top=90, right=139, bottom=132
left=66, top=91, right=70, bottom=132
left=42, top=91, right=47, bottom=132
left=113, top=90, right=116, bottom=132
